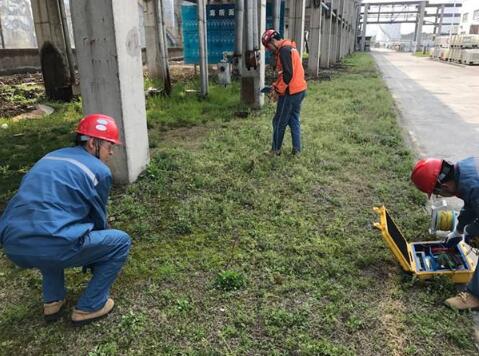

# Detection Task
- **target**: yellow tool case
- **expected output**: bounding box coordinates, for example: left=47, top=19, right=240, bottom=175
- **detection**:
left=373, top=206, right=476, bottom=284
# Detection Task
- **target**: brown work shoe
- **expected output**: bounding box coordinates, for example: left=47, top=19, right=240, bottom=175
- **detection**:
left=44, top=300, right=65, bottom=322
left=71, top=298, right=115, bottom=326
left=444, top=292, right=479, bottom=311
left=264, top=149, right=281, bottom=156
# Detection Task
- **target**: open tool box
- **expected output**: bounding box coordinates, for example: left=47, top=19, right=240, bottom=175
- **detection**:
left=373, top=206, right=475, bottom=283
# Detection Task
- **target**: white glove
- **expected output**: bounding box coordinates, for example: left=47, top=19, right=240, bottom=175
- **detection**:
left=444, top=229, right=463, bottom=247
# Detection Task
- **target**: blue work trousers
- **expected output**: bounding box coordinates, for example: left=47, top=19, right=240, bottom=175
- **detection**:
left=7, top=229, right=131, bottom=312
left=467, top=264, right=479, bottom=299
left=272, top=90, right=305, bottom=153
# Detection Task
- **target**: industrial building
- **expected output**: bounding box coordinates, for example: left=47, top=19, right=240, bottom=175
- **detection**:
left=459, top=0, right=479, bottom=34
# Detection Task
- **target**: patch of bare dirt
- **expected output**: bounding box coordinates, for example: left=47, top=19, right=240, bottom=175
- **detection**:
left=158, top=124, right=211, bottom=150
left=0, top=73, right=44, bottom=118
left=169, top=64, right=196, bottom=82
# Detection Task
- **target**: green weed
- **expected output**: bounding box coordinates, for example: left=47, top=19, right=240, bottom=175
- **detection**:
left=214, top=270, right=246, bottom=291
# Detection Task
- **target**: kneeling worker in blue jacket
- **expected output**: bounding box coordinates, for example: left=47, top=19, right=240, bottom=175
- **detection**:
left=0, top=114, right=131, bottom=325
left=412, top=157, right=479, bottom=311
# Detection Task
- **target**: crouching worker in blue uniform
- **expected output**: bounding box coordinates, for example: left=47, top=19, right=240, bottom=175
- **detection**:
left=0, top=114, right=131, bottom=325
left=411, top=158, right=479, bottom=311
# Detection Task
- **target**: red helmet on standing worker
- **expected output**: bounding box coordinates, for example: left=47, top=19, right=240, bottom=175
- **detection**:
left=76, top=114, right=121, bottom=145
left=411, top=158, right=443, bottom=197
left=262, top=29, right=279, bottom=48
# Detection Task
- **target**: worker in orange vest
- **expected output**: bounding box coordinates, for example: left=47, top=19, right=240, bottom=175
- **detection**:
left=262, top=29, right=307, bottom=156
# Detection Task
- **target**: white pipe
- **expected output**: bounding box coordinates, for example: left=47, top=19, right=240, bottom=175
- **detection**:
left=252, top=0, right=259, bottom=50
left=246, top=0, right=253, bottom=52
left=272, top=0, right=280, bottom=31
left=234, top=0, right=244, bottom=55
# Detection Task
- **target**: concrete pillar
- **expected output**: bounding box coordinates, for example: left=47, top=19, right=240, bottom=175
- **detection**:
left=241, top=0, right=265, bottom=109
left=348, top=0, right=353, bottom=54
left=345, top=0, right=351, bottom=55
left=354, top=1, right=361, bottom=51
left=31, top=0, right=73, bottom=101
left=307, top=0, right=322, bottom=76
left=360, top=3, right=368, bottom=51
left=197, top=0, right=208, bottom=97
left=71, top=0, right=150, bottom=184
left=414, top=1, right=426, bottom=53
left=288, top=0, right=306, bottom=58
left=330, top=0, right=337, bottom=65
left=336, top=0, right=344, bottom=62
left=438, top=4, right=445, bottom=36
left=348, top=0, right=357, bottom=54
left=319, top=5, right=330, bottom=68
left=350, top=1, right=354, bottom=51
left=144, top=0, right=171, bottom=94
left=0, top=9, right=5, bottom=48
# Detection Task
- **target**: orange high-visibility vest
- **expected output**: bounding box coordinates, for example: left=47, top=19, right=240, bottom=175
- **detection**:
left=273, top=39, right=307, bottom=96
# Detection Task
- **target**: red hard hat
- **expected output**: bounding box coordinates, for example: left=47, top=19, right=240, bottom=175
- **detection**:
left=411, top=158, right=443, bottom=197
left=262, top=29, right=278, bottom=47
left=76, top=113, right=121, bottom=144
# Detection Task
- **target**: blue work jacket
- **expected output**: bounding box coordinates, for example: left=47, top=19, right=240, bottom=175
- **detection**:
left=0, top=146, right=112, bottom=257
left=455, top=157, right=479, bottom=237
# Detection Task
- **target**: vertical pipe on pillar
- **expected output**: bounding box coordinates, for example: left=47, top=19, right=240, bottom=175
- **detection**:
left=240, top=0, right=265, bottom=108
left=272, top=0, right=281, bottom=32
left=319, top=2, right=329, bottom=68
left=155, top=0, right=172, bottom=95
left=258, top=0, right=266, bottom=108
left=308, top=0, right=322, bottom=76
left=360, top=3, right=368, bottom=52
left=197, top=0, right=208, bottom=97
left=234, top=0, right=244, bottom=56
left=57, top=0, right=75, bottom=85
left=245, top=0, right=253, bottom=52
left=252, top=0, right=259, bottom=50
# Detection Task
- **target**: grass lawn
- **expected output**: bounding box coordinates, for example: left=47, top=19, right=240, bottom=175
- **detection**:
left=0, top=53, right=476, bottom=355
left=414, top=51, right=432, bottom=58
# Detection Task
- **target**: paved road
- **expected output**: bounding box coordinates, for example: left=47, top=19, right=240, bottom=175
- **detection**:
left=371, top=49, right=479, bottom=162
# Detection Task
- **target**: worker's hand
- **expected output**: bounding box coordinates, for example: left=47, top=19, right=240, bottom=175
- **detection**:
left=462, top=226, right=479, bottom=248
left=468, top=236, right=479, bottom=249
left=268, top=90, right=278, bottom=102
left=444, top=229, right=463, bottom=248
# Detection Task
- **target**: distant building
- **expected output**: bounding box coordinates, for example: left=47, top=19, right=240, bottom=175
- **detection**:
left=459, top=0, right=479, bottom=34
